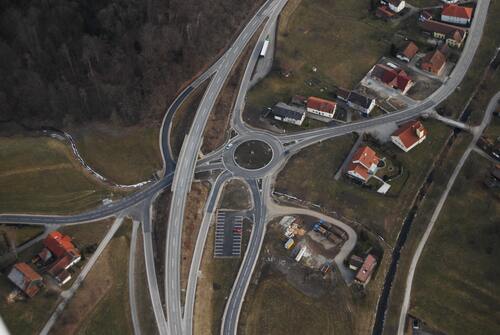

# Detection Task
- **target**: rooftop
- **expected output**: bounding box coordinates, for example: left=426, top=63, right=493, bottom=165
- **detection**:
left=307, top=97, right=337, bottom=114
left=442, top=4, right=473, bottom=20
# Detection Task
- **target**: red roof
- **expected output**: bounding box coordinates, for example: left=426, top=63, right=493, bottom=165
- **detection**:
left=8, top=262, right=43, bottom=297
left=420, top=49, right=447, bottom=74
left=355, top=255, right=377, bottom=283
left=376, top=5, right=395, bottom=18
left=44, top=231, right=80, bottom=259
left=307, top=97, right=337, bottom=115
left=442, top=4, right=473, bottom=20
left=418, top=19, right=467, bottom=42
left=47, top=255, right=72, bottom=277
left=347, top=163, right=370, bottom=181
left=399, top=42, right=419, bottom=59
left=352, top=146, right=380, bottom=169
left=372, top=64, right=412, bottom=91
left=392, top=120, right=427, bottom=149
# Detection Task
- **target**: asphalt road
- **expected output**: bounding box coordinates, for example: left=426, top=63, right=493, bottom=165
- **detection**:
left=397, top=91, right=500, bottom=335
left=163, top=1, right=288, bottom=335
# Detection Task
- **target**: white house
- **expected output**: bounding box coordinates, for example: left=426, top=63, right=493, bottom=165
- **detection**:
left=347, top=91, right=376, bottom=115
left=383, top=0, right=406, bottom=13
left=306, top=97, right=337, bottom=118
left=271, top=102, right=306, bottom=126
left=391, top=120, right=427, bottom=152
left=441, top=4, right=473, bottom=25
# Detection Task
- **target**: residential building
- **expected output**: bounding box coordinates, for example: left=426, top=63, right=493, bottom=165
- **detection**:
left=386, top=0, right=406, bottom=13
left=336, top=87, right=351, bottom=102
left=37, top=231, right=81, bottom=285
left=419, top=10, right=433, bottom=22
left=306, top=96, right=337, bottom=118
left=355, top=254, right=378, bottom=286
left=418, top=19, right=467, bottom=48
left=391, top=120, right=427, bottom=152
left=441, top=4, right=473, bottom=25
left=420, top=48, right=447, bottom=75
left=347, top=91, right=376, bottom=115
left=7, top=262, right=43, bottom=298
left=349, top=255, right=364, bottom=271
left=290, top=95, right=306, bottom=107
left=346, top=146, right=380, bottom=183
left=397, top=41, right=419, bottom=62
left=376, top=5, right=395, bottom=19
left=371, top=64, right=413, bottom=94
left=270, top=102, right=306, bottom=126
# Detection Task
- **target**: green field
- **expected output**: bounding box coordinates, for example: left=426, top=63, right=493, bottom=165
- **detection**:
left=245, top=0, right=403, bottom=120
left=73, top=125, right=161, bottom=185
left=0, top=136, right=121, bottom=214
left=410, top=153, right=500, bottom=335
left=276, top=120, right=452, bottom=241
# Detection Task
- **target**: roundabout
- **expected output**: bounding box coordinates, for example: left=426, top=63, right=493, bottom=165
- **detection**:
left=222, top=132, right=283, bottom=178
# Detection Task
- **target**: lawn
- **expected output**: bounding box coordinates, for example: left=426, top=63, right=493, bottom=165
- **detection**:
left=0, top=136, right=121, bottom=214
left=244, top=0, right=405, bottom=123
left=409, top=153, right=500, bottom=335
left=194, top=219, right=252, bottom=335
left=72, top=124, right=161, bottom=185
left=220, top=179, right=252, bottom=210
left=275, top=119, right=452, bottom=242
left=0, top=225, right=44, bottom=255
left=54, top=221, right=133, bottom=335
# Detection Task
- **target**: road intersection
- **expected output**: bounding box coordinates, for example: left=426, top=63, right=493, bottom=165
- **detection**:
left=0, top=0, right=492, bottom=334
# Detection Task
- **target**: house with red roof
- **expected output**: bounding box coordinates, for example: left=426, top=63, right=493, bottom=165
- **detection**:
left=306, top=97, right=337, bottom=118
left=346, top=146, right=380, bottom=183
left=420, top=49, right=447, bottom=75
left=371, top=64, right=413, bottom=94
left=391, top=120, right=427, bottom=152
left=418, top=19, right=467, bottom=48
left=355, top=254, right=377, bottom=286
left=397, top=41, right=419, bottom=63
left=7, top=262, right=43, bottom=298
left=37, top=231, right=81, bottom=285
left=441, top=4, right=473, bottom=25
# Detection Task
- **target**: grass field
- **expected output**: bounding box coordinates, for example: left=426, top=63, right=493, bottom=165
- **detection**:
left=276, top=120, right=452, bottom=241
left=0, top=136, right=121, bottom=214
left=409, top=153, right=500, bottom=335
left=54, top=221, right=133, bottom=335
left=244, top=0, right=403, bottom=121
left=220, top=179, right=252, bottom=210
left=194, top=219, right=252, bottom=335
left=72, top=124, right=161, bottom=185
left=0, top=225, right=44, bottom=255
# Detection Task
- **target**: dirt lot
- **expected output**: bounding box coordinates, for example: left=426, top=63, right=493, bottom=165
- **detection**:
left=194, top=217, right=252, bottom=335
left=53, top=221, right=133, bottom=335
left=180, top=182, right=211, bottom=306
left=238, top=217, right=388, bottom=335
left=219, top=179, right=252, bottom=210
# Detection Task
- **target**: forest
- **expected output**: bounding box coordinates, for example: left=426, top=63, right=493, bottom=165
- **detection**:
left=0, top=0, right=263, bottom=129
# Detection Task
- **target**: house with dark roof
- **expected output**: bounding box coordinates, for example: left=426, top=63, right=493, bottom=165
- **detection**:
left=397, top=41, right=419, bottom=62
left=347, top=91, right=376, bottom=115
left=441, top=4, right=473, bottom=25
left=418, top=19, right=467, bottom=48
left=371, top=64, right=413, bottom=94
left=346, top=146, right=380, bottom=183
left=306, top=96, right=337, bottom=118
left=420, top=48, right=447, bottom=75
left=391, top=120, right=427, bottom=152
left=7, top=262, right=43, bottom=298
left=355, top=255, right=377, bottom=286
left=376, top=5, right=395, bottom=19
left=270, top=102, right=306, bottom=126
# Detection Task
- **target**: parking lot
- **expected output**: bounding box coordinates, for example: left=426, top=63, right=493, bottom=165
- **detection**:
left=214, top=210, right=243, bottom=257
